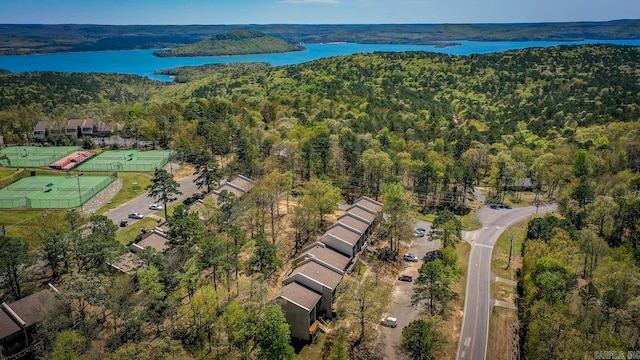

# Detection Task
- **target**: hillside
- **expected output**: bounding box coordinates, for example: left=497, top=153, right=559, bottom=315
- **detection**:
left=153, top=30, right=304, bottom=57
left=0, top=21, right=639, bottom=55
left=1, top=44, right=640, bottom=360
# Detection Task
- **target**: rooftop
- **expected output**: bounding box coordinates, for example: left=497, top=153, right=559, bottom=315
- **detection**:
left=228, top=175, right=254, bottom=192
left=108, top=252, right=140, bottom=274
left=216, top=183, right=246, bottom=198
left=280, top=282, right=322, bottom=311
left=130, top=231, right=169, bottom=253
left=353, top=196, right=383, bottom=213
left=336, top=213, right=370, bottom=233
left=0, top=308, right=21, bottom=340
left=323, top=223, right=361, bottom=246
left=346, top=205, right=376, bottom=223
left=7, top=290, right=56, bottom=328
left=298, top=243, right=352, bottom=271
left=294, top=260, right=343, bottom=290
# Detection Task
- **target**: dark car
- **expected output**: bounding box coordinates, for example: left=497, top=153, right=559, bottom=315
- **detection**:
left=398, top=275, right=413, bottom=282
left=183, top=193, right=205, bottom=206
left=490, top=203, right=512, bottom=209
left=119, top=220, right=128, bottom=227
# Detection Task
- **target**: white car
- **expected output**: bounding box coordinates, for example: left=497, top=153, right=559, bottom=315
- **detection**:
left=403, top=254, right=419, bottom=262
left=380, top=316, right=398, bottom=328
left=149, top=203, right=163, bottom=210
left=128, top=212, right=144, bottom=219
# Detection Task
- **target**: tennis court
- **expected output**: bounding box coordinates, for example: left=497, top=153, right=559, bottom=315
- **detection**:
left=0, top=175, right=116, bottom=209
left=0, top=146, right=80, bottom=167
left=78, top=150, right=174, bottom=172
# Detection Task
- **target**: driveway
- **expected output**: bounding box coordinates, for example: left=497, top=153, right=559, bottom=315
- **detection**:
left=382, top=220, right=438, bottom=359
left=104, top=173, right=200, bottom=227
left=456, top=203, right=557, bottom=360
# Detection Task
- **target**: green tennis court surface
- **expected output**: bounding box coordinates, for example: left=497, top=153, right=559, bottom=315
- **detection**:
left=0, top=175, right=115, bottom=209
left=78, top=150, right=174, bottom=172
left=0, top=146, right=80, bottom=167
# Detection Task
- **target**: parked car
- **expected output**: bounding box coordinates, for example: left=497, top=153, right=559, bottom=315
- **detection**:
left=149, top=203, right=162, bottom=210
left=398, top=274, right=413, bottom=282
left=403, top=253, right=419, bottom=262
left=413, top=227, right=426, bottom=237
left=489, top=203, right=512, bottom=209
left=119, top=220, right=128, bottom=227
left=128, top=212, right=144, bottom=219
left=380, top=316, right=398, bottom=328
left=183, top=193, right=205, bottom=206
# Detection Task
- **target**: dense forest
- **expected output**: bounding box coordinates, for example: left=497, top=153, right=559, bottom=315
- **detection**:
left=153, top=31, right=305, bottom=57
left=0, top=44, right=639, bottom=359
left=0, top=20, right=639, bottom=55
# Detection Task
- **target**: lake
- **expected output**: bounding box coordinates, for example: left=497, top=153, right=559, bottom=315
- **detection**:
left=0, top=39, right=639, bottom=82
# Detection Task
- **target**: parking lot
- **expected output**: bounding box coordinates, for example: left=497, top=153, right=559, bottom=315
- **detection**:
left=382, top=220, right=439, bottom=359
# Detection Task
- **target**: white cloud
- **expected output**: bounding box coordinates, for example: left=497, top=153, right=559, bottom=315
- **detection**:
left=278, top=0, right=339, bottom=4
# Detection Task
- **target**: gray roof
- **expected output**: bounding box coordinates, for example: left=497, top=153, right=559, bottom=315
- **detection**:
left=217, top=184, right=246, bottom=198
left=108, top=252, right=140, bottom=274
left=33, top=120, right=49, bottom=132
left=336, top=213, right=370, bottom=233
left=299, top=243, right=352, bottom=271
left=294, top=260, right=343, bottom=290
left=130, top=231, right=169, bottom=253
left=323, top=223, right=361, bottom=246
left=353, top=196, right=383, bottom=212
left=347, top=205, right=376, bottom=222
left=0, top=308, right=21, bottom=340
left=281, top=282, right=322, bottom=311
left=228, top=175, right=254, bottom=192
left=7, top=290, right=56, bottom=328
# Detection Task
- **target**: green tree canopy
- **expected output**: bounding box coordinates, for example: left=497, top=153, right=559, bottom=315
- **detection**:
left=147, top=168, right=183, bottom=219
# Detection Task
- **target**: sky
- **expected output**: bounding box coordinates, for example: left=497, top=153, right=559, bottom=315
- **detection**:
left=2, top=0, right=639, bottom=25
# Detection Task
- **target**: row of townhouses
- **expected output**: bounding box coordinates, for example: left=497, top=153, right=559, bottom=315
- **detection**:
left=32, top=119, right=115, bottom=139
left=279, top=196, right=383, bottom=342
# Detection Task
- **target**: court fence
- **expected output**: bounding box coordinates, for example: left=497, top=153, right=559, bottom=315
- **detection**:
left=0, top=176, right=116, bottom=209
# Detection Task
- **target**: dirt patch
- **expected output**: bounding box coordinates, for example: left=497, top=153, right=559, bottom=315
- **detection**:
left=173, top=163, right=195, bottom=180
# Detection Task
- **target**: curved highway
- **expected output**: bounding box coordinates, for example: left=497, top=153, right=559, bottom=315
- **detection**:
left=456, top=203, right=556, bottom=360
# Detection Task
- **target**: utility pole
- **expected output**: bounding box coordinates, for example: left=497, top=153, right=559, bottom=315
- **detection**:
left=505, top=235, right=514, bottom=270
left=77, top=172, right=83, bottom=212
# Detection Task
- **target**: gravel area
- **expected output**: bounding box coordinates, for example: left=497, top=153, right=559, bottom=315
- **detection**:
left=80, top=177, right=123, bottom=215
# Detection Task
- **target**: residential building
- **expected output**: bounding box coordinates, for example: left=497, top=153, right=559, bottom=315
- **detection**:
left=280, top=196, right=382, bottom=342
left=0, top=289, right=57, bottom=356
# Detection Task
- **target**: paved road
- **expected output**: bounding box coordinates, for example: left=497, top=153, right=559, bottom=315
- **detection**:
left=383, top=220, right=438, bottom=359
left=456, top=203, right=556, bottom=360
left=104, top=173, right=200, bottom=226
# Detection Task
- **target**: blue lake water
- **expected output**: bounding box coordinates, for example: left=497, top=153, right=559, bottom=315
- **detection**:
left=0, top=39, right=638, bottom=82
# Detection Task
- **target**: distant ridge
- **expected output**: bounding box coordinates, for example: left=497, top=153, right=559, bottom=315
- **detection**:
left=0, top=20, right=638, bottom=55
left=153, top=30, right=305, bottom=57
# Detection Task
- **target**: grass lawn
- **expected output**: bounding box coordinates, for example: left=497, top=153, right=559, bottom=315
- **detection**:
left=0, top=169, right=19, bottom=179
left=0, top=209, right=66, bottom=247
left=460, top=212, right=482, bottom=231
left=97, top=173, right=152, bottom=214
left=115, top=217, right=158, bottom=245
left=487, top=306, right=517, bottom=360
left=487, top=214, right=551, bottom=360
left=491, top=218, right=533, bottom=280
left=416, top=213, right=436, bottom=222
left=443, top=241, right=471, bottom=358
